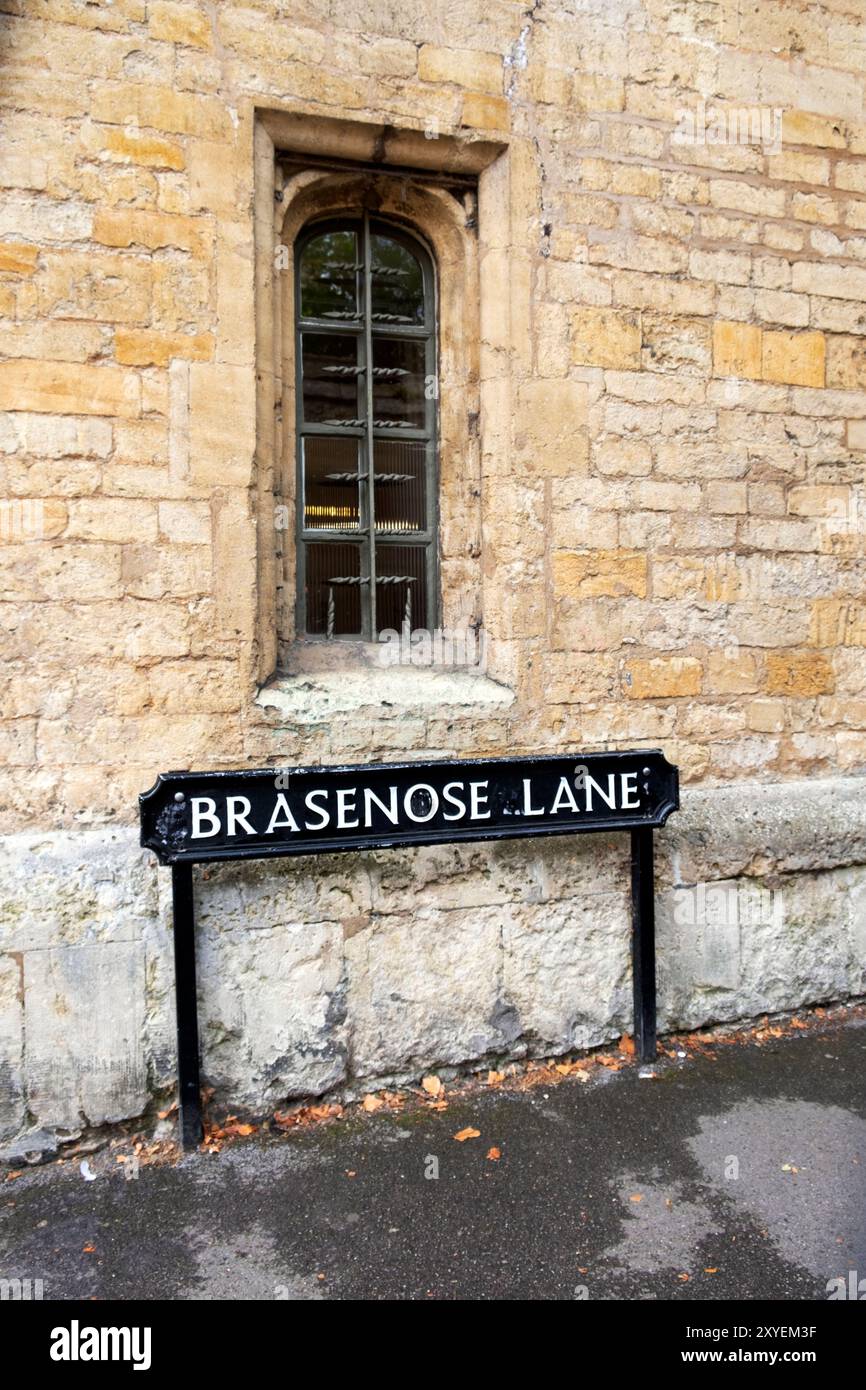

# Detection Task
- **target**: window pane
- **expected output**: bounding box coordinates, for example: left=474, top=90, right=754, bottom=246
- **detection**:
left=300, top=230, right=359, bottom=320
left=305, top=542, right=364, bottom=635
left=301, top=333, right=362, bottom=424
left=376, top=544, right=428, bottom=633
left=303, top=437, right=361, bottom=531
left=372, top=337, right=426, bottom=428
left=373, top=440, right=426, bottom=533
left=371, top=233, right=424, bottom=325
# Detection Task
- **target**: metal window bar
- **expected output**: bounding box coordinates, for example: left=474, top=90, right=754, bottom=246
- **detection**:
left=295, top=213, right=438, bottom=640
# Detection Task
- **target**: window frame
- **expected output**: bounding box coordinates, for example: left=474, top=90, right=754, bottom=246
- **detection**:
left=293, top=211, right=439, bottom=642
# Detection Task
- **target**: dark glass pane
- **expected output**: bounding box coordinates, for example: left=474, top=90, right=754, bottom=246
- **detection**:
left=372, top=337, right=427, bottom=428
left=373, top=441, right=426, bottom=533
left=376, top=544, right=428, bottom=633
left=303, top=437, right=361, bottom=531
left=371, top=233, right=424, bottom=325
left=306, top=542, right=364, bottom=636
left=299, top=230, right=359, bottom=321
left=302, top=334, right=362, bottom=424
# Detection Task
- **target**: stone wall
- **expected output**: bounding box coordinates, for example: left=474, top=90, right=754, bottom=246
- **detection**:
left=1, top=0, right=866, bottom=1150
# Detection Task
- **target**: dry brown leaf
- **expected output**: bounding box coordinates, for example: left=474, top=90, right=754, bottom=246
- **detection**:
left=704, top=1267, right=718, bottom=1274
left=487, top=1070, right=505, bottom=1085
left=83, top=1243, right=95, bottom=1254
left=678, top=1273, right=690, bottom=1282
left=454, top=1127, right=480, bottom=1142
left=629, top=1193, right=643, bottom=1203
left=309, top=1104, right=342, bottom=1121
left=619, top=1033, right=635, bottom=1056
left=362, top=1094, right=384, bottom=1113
left=486, top=1147, right=501, bottom=1161
left=421, top=1075, right=443, bottom=1096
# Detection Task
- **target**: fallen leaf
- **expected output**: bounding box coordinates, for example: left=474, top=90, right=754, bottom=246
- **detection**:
left=454, top=1127, right=480, bottom=1142
left=704, top=1268, right=718, bottom=1274
left=362, top=1094, right=384, bottom=1113
left=346, top=1171, right=356, bottom=1178
left=83, top=1244, right=95, bottom=1254
left=487, top=1070, right=505, bottom=1085
left=597, top=1057, right=622, bottom=1071
left=791, top=1019, right=808, bottom=1030
left=678, top=1273, right=690, bottom=1282
left=619, top=1033, right=635, bottom=1056
left=629, top=1193, right=643, bottom=1203
left=157, top=1101, right=178, bottom=1120
left=486, top=1147, right=501, bottom=1161
left=421, top=1075, right=443, bottom=1097
left=5, top=1171, right=22, bottom=1181
left=309, top=1104, right=342, bottom=1121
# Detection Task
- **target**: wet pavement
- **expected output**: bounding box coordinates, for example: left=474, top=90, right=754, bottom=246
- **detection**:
left=2, top=1012, right=865, bottom=1301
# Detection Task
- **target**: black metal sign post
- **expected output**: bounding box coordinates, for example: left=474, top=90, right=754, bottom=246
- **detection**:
left=141, top=749, right=678, bottom=1148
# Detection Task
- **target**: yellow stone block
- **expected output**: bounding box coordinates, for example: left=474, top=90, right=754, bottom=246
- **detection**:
left=0, top=360, right=140, bottom=418
left=149, top=0, right=212, bottom=49
left=571, top=307, right=641, bottom=369
left=99, top=128, right=185, bottom=171
left=625, top=657, right=702, bottom=699
left=461, top=94, right=510, bottom=132
left=712, top=321, right=762, bottom=379
left=91, top=84, right=232, bottom=141
left=553, top=550, right=647, bottom=599
left=418, top=45, right=503, bottom=96
left=115, top=330, right=214, bottom=367
left=94, top=208, right=210, bottom=256
left=782, top=111, right=846, bottom=149
left=0, top=242, right=38, bottom=274
left=765, top=650, right=834, bottom=695
left=761, top=330, right=825, bottom=388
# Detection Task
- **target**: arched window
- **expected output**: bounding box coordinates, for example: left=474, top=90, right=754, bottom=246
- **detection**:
left=294, top=214, right=437, bottom=640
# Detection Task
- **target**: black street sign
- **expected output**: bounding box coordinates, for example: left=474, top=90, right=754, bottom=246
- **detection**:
left=140, top=749, right=679, bottom=865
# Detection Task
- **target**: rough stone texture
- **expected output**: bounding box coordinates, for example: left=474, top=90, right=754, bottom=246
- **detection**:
left=2, top=0, right=866, bottom=1145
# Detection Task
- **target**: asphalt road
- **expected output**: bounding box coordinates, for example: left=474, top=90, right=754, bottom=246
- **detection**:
left=2, top=1012, right=865, bottom=1301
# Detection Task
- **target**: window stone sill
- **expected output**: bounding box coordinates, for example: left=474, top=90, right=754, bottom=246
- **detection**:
left=256, top=665, right=515, bottom=725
